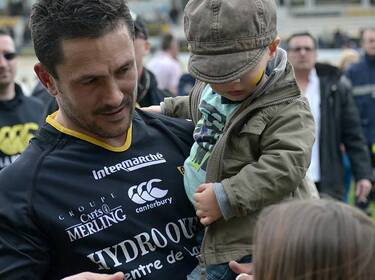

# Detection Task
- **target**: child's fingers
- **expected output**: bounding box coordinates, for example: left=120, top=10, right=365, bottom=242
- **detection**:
left=196, top=209, right=205, bottom=218
left=200, top=216, right=213, bottom=225
left=229, top=261, right=253, bottom=274
left=196, top=184, right=207, bottom=193
left=140, top=105, right=161, bottom=113
left=236, top=273, right=253, bottom=280
left=193, top=192, right=202, bottom=204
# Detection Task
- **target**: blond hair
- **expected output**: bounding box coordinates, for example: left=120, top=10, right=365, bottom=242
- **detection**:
left=254, top=199, right=375, bottom=280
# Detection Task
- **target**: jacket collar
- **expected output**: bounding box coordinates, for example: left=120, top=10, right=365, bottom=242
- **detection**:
left=315, top=63, right=341, bottom=80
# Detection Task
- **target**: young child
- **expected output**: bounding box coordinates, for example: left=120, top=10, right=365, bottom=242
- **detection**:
left=145, top=0, right=317, bottom=278
left=233, top=199, right=375, bottom=280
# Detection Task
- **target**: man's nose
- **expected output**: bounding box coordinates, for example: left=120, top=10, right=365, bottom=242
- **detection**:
left=105, top=79, right=124, bottom=105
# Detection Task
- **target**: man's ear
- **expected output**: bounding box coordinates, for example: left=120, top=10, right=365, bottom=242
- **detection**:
left=268, top=36, right=281, bottom=58
left=34, top=63, right=59, bottom=97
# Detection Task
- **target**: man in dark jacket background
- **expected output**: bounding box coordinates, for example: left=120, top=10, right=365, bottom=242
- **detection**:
left=0, top=28, right=44, bottom=170
left=287, top=32, right=373, bottom=202
left=133, top=15, right=171, bottom=107
left=345, top=27, right=375, bottom=168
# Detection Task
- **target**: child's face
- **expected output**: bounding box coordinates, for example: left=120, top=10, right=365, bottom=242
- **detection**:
left=210, top=50, right=271, bottom=102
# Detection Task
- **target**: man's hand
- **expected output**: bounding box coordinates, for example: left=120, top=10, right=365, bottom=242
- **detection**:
left=229, top=261, right=254, bottom=280
left=194, top=183, right=222, bottom=225
left=62, top=272, right=124, bottom=280
left=356, top=179, right=372, bottom=201
left=140, top=105, right=161, bottom=113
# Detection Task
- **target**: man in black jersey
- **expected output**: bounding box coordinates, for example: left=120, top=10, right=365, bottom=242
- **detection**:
left=0, top=1, right=199, bottom=279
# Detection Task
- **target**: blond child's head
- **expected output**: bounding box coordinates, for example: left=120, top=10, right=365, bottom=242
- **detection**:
left=254, top=199, right=375, bottom=280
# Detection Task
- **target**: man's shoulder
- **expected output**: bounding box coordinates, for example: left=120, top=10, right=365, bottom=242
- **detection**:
left=0, top=142, right=42, bottom=187
left=134, top=109, right=194, bottom=144
left=346, top=56, right=371, bottom=73
left=135, top=109, right=194, bottom=131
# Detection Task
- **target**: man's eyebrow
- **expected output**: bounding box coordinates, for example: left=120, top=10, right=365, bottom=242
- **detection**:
left=72, top=73, right=101, bottom=83
left=118, top=59, right=134, bottom=69
left=71, top=58, right=135, bottom=81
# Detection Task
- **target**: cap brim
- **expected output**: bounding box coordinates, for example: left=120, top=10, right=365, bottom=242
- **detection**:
left=188, top=47, right=266, bottom=84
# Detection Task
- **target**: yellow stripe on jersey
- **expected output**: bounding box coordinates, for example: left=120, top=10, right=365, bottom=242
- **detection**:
left=46, top=112, right=132, bottom=152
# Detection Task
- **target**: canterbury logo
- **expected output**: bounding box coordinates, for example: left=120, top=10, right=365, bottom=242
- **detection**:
left=0, top=123, right=39, bottom=155
left=128, top=179, right=168, bottom=204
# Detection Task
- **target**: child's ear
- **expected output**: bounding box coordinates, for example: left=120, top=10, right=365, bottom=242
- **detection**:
left=268, top=36, right=281, bottom=58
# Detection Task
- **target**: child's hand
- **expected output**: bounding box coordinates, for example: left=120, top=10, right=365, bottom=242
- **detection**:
left=194, top=183, right=222, bottom=225
left=229, top=261, right=254, bottom=280
left=140, top=105, right=161, bottom=113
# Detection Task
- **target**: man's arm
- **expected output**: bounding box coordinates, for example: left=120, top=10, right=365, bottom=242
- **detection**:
left=140, top=95, right=190, bottom=119
left=0, top=166, right=50, bottom=278
left=162, top=96, right=191, bottom=119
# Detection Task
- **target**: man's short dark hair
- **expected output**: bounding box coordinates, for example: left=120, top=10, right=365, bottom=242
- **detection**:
left=134, top=16, right=148, bottom=40
left=161, top=33, right=175, bottom=51
left=286, top=32, right=317, bottom=50
left=30, top=0, right=135, bottom=78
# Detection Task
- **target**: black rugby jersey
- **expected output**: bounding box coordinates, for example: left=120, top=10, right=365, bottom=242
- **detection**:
left=0, top=110, right=199, bottom=279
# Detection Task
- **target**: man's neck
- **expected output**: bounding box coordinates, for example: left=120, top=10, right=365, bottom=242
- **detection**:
left=0, top=83, right=15, bottom=101
left=294, top=70, right=310, bottom=93
left=55, top=110, right=128, bottom=147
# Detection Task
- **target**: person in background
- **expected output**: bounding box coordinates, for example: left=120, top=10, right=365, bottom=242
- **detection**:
left=339, top=48, right=360, bottom=71
left=338, top=48, right=360, bottom=202
left=287, top=32, right=373, bottom=203
left=231, top=199, right=375, bottom=280
left=177, top=72, right=195, bottom=96
left=0, top=28, right=44, bottom=171
left=32, top=80, right=54, bottom=106
left=345, top=28, right=375, bottom=210
left=132, top=14, right=171, bottom=107
left=146, top=33, right=182, bottom=96
left=31, top=80, right=58, bottom=116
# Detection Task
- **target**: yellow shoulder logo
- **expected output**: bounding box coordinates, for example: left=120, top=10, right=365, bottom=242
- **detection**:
left=0, top=123, right=39, bottom=155
left=177, top=166, right=185, bottom=175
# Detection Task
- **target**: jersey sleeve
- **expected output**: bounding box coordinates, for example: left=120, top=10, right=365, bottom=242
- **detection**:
left=0, top=152, right=50, bottom=279
left=137, top=109, right=194, bottom=149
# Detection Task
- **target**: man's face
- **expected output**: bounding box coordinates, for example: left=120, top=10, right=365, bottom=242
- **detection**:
left=210, top=50, right=271, bottom=102
left=287, top=35, right=317, bottom=73
left=362, top=29, right=375, bottom=57
left=0, top=35, right=17, bottom=90
left=47, top=24, right=137, bottom=142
